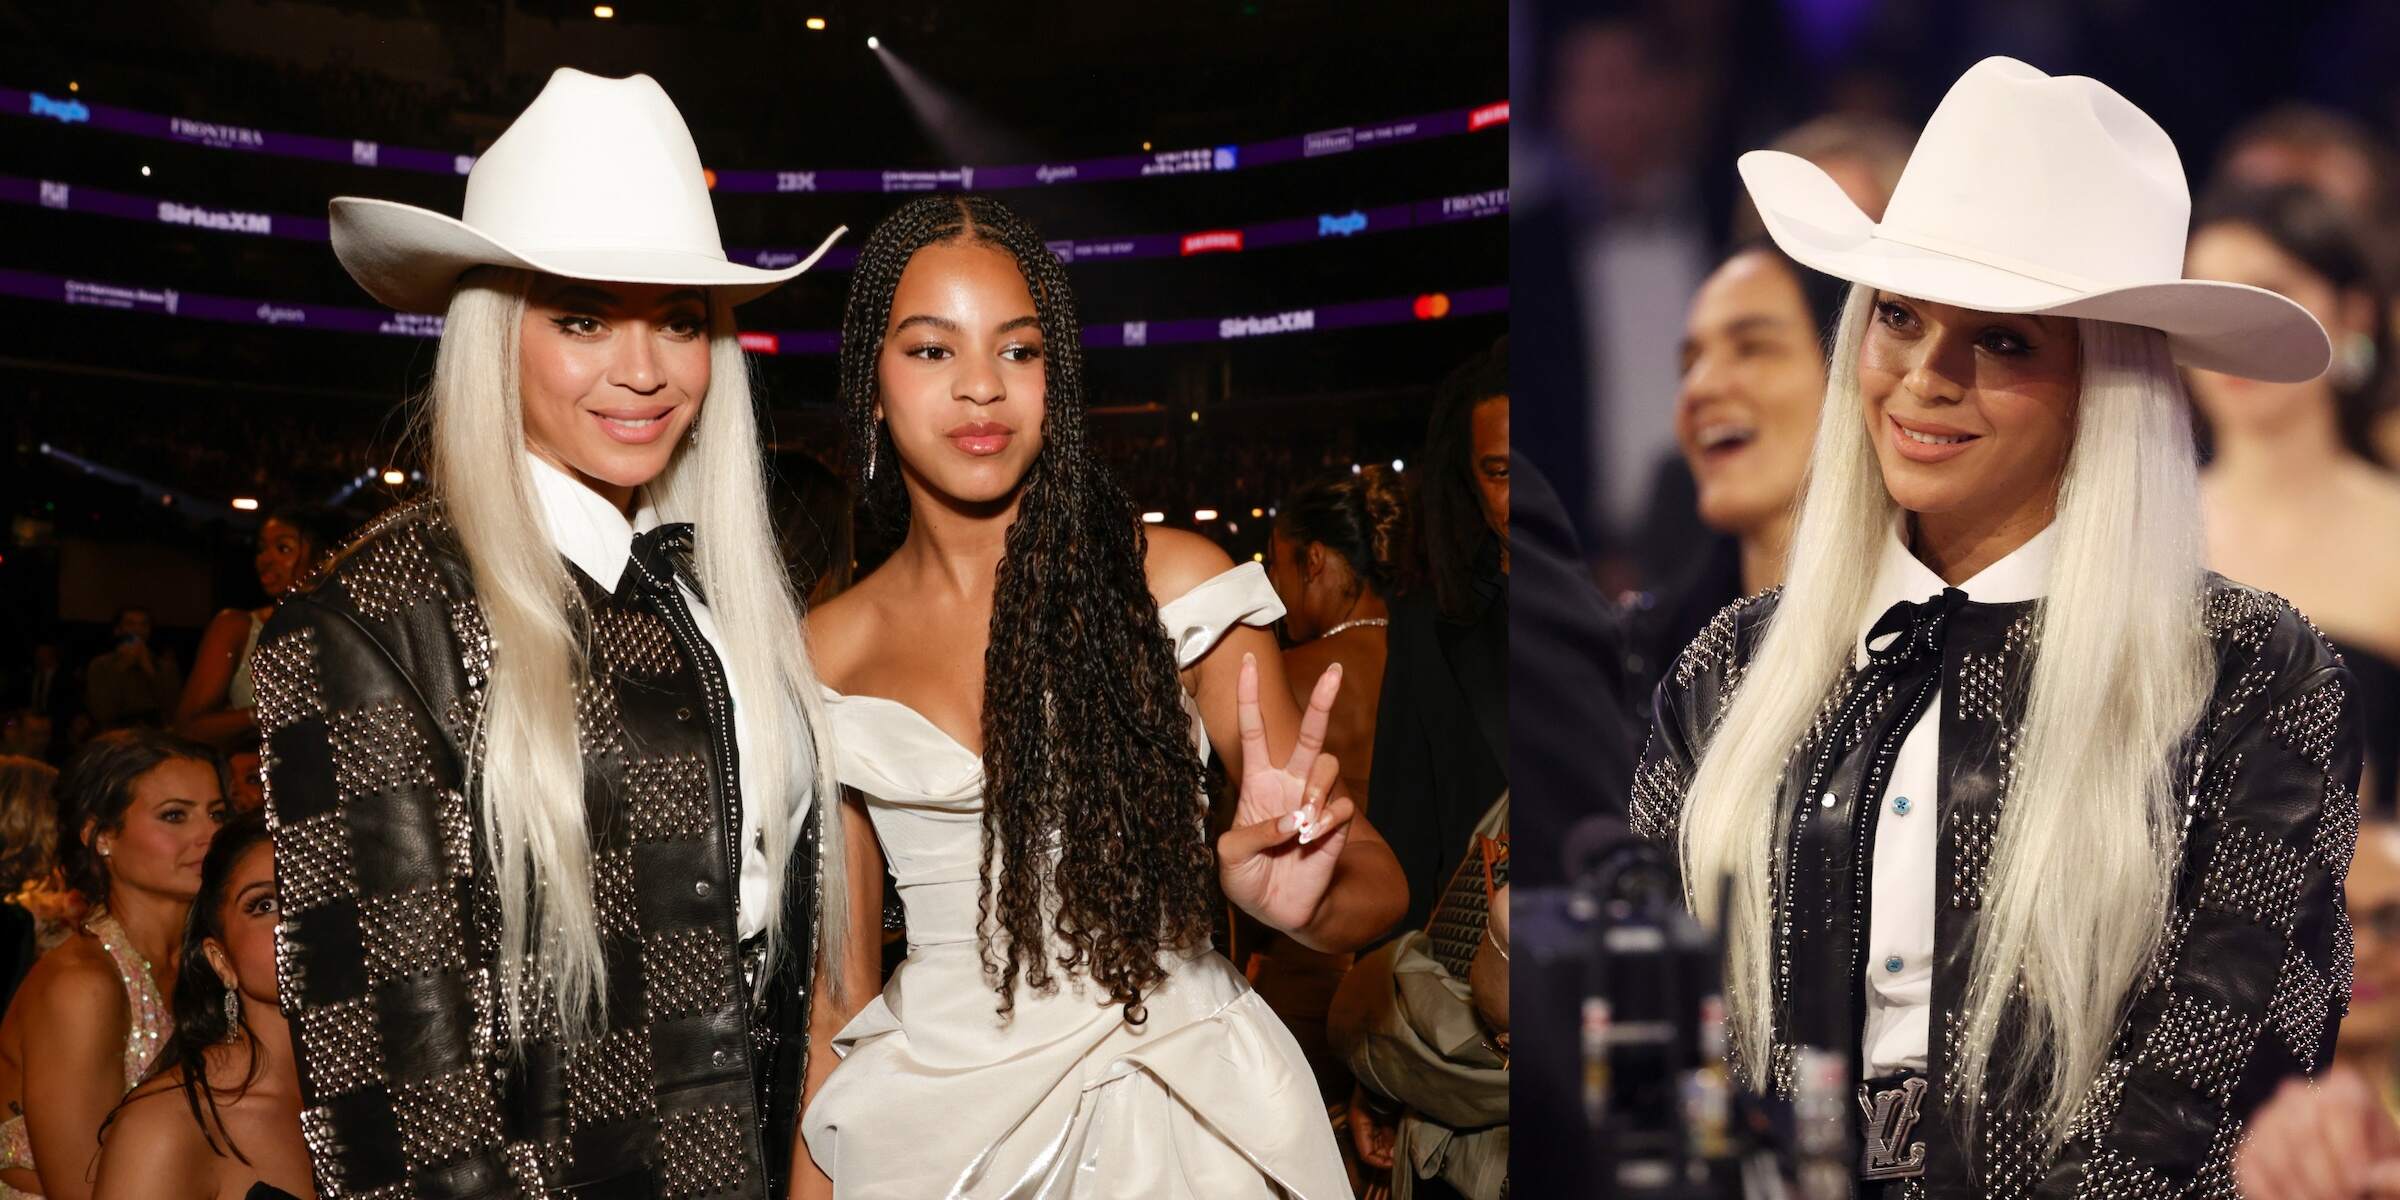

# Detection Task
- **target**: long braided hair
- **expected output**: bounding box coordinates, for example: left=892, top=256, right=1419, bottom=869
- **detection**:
left=839, top=195, right=1213, bottom=1023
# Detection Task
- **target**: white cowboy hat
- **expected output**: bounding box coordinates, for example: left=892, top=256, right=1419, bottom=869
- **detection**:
left=330, top=68, right=842, bottom=314
left=1740, top=56, right=2329, bottom=382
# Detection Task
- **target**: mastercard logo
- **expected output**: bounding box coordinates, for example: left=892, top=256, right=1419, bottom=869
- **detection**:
left=1413, top=293, right=1451, bottom=320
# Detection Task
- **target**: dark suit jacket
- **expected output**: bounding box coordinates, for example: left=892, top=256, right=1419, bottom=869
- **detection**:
left=1507, top=454, right=1639, bottom=889
left=1370, top=561, right=1507, bottom=940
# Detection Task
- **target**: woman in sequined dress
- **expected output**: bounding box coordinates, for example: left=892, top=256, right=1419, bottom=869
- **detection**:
left=0, top=730, right=224, bottom=1199
left=94, top=812, right=312, bottom=1200
left=1636, top=58, right=2359, bottom=1195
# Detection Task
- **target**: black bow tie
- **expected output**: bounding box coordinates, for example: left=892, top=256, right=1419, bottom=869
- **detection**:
left=1865, top=587, right=1968, bottom=668
left=625, top=522, right=695, bottom=596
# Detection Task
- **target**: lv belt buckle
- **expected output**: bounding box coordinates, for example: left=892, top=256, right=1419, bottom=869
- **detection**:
left=1857, top=1074, right=1930, bottom=1181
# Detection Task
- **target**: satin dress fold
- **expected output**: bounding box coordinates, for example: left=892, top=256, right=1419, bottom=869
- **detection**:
left=803, top=564, right=1349, bottom=1199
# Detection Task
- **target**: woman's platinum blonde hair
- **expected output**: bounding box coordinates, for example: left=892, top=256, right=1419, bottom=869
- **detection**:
left=1677, top=286, right=2214, bottom=1148
left=422, top=268, right=847, bottom=1047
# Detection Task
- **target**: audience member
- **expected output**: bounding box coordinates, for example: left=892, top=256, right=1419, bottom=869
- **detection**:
left=2186, top=184, right=2400, bottom=813
left=1267, top=465, right=1407, bottom=811
left=1255, top=464, right=1408, bottom=1098
left=1728, top=112, right=1913, bottom=241
left=1621, top=243, right=1843, bottom=702
left=94, top=812, right=310, bottom=1200
left=5, top=646, right=71, bottom=763
left=82, top=612, right=183, bottom=736
left=1330, top=792, right=1509, bottom=1200
left=1373, top=340, right=1509, bottom=939
left=2216, top=104, right=2396, bottom=239
left=0, top=730, right=224, bottom=1200
left=1622, top=114, right=1900, bottom=597
left=174, top=508, right=340, bottom=755
left=0, top=758, right=60, bottom=1010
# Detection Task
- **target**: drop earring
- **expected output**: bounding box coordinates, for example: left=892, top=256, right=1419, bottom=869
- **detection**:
left=221, top=986, right=241, bottom=1039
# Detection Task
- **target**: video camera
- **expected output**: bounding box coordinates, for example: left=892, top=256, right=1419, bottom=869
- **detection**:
left=1514, top=817, right=1854, bottom=1199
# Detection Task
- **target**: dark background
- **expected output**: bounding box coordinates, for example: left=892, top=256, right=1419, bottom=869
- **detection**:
left=0, top=0, right=1506, bottom=665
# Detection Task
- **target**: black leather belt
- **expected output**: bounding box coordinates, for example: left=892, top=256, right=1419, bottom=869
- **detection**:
left=1858, top=1070, right=1930, bottom=1181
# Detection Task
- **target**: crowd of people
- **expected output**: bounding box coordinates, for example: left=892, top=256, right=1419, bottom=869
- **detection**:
left=0, top=68, right=1509, bottom=1200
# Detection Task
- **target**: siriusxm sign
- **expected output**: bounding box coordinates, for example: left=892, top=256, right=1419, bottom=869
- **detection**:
left=29, top=93, right=89, bottom=125
left=1318, top=211, right=1367, bottom=238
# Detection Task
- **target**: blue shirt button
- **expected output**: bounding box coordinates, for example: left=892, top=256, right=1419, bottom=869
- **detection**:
left=1884, top=956, right=1904, bottom=974
left=1892, top=796, right=1912, bottom=815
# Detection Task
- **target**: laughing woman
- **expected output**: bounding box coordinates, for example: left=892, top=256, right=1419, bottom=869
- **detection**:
left=798, top=195, right=1405, bottom=1199
left=1633, top=59, right=2361, bottom=1195
left=258, top=70, right=848, bottom=1197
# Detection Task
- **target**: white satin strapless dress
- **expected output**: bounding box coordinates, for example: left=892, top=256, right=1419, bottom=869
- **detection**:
left=801, top=564, right=1348, bottom=1199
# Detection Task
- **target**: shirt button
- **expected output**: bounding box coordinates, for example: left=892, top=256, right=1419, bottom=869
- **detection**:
left=694, top=880, right=713, bottom=898
left=1885, top=955, right=1904, bottom=974
left=1819, top=793, right=1837, bottom=809
left=1892, top=796, right=1912, bottom=816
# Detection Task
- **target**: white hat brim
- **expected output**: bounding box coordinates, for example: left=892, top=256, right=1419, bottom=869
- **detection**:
left=1738, top=151, right=2332, bottom=383
left=329, top=196, right=843, bottom=314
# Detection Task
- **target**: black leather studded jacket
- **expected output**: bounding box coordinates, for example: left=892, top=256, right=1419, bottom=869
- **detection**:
left=256, top=501, right=821, bottom=1199
left=1630, top=574, right=2360, bottom=1198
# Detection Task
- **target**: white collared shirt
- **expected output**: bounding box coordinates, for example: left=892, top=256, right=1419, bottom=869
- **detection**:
left=526, top=454, right=801, bottom=940
left=1855, top=519, right=2057, bottom=1075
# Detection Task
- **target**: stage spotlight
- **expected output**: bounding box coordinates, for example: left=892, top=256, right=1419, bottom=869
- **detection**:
left=68, top=81, right=79, bottom=93
left=382, top=469, right=406, bottom=486
left=1194, top=509, right=1219, bottom=522
left=232, top=498, right=260, bottom=511
left=1141, top=511, right=1165, bottom=524
left=1392, top=459, right=1405, bottom=471
left=1142, top=140, right=1152, bottom=151
left=807, top=16, right=826, bottom=30
left=1250, top=507, right=1264, bottom=518
left=874, top=38, right=1041, bottom=165
left=139, top=165, right=151, bottom=177
left=594, top=4, right=615, bottom=17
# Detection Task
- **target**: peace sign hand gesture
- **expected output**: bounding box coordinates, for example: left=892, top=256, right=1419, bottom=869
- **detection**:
left=1217, top=653, right=1354, bottom=935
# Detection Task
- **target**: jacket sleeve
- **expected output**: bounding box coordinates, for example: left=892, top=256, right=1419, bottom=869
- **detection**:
left=256, top=593, right=522, bottom=1198
left=2039, top=604, right=2361, bottom=1196
left=1627, top=598, right=1749, bottom=868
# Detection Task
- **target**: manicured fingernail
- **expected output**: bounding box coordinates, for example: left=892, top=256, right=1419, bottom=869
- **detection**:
left=1329, top=663, right=1342, bottom=676
left=1244, top=652, right=1255, bottom=668
left=1279, top=813, right=1300, bottom=834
